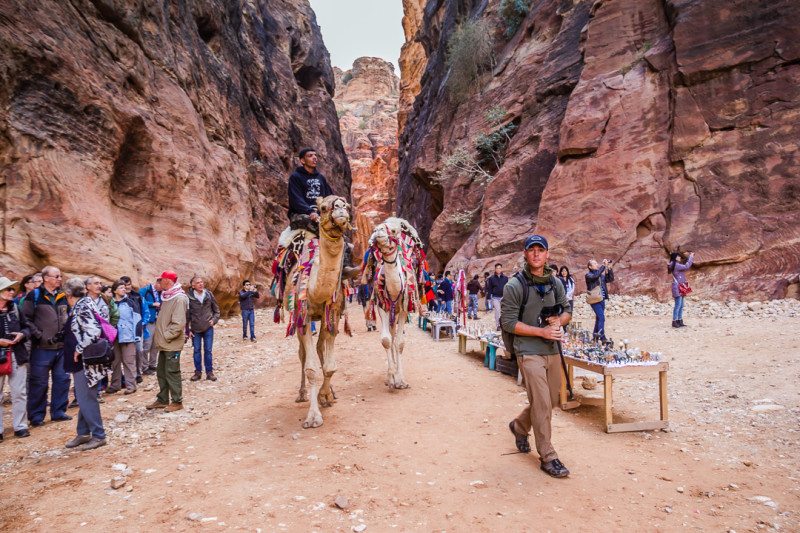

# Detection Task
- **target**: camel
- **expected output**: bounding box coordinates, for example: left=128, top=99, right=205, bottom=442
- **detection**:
left=363, top=218, right=426, bottom=390
left=277, top=195, right=351, bottom=428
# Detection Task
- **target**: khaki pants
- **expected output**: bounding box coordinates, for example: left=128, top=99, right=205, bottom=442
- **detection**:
left=111, top=342, right=137, bottom=391
left=513, top=354, right=561, bottom=463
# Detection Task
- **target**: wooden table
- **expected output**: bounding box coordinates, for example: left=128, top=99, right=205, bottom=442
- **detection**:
left=559, top=356, right=669, bottom=433
left=457, top=332, right=487, bottom=355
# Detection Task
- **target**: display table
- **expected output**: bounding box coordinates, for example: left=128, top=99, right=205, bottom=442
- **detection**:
left=559, top=356, right=669, bottom=433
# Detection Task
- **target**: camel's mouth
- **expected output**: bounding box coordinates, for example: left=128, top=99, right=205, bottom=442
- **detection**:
left=332, top=213, right=350, bottom=228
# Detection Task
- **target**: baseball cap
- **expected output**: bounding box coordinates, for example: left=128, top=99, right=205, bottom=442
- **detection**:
left=524, top=235, right=549, bottom=250
left=159, top=270, right=178, bottom=282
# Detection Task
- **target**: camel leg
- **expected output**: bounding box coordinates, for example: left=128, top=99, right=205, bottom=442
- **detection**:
left=300, top=328, right=323, bottom=429
left=378, top=308, right=396, bottom=387
left=317, top=327, right=337, bottom=408
left=295, top=336, right=308, bottom=402
left=392, top=313, right=409, bottom=389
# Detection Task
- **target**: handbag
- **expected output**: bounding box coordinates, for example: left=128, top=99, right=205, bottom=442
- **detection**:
left=82, top=338, right=114, bottom=366
left=0, top=348, right=12, bottom=375
left=586, top=285, right=603, bottom=305
left=674, top=276, right=692, bottom=296
left=93, top=310, right=118, bottom=344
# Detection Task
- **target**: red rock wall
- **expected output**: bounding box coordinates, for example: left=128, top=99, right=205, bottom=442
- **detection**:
left=334, top=58, right=399, bottom=257
left=0, top=0, right=350, bottom=306
left=398, top=0, right=800, bottom=299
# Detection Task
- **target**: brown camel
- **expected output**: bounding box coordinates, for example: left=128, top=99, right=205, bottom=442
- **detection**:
left=281, top=195, right=351, bottom=428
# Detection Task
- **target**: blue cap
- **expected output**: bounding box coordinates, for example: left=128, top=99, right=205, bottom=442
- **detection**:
left=524, top=235, right=549, bottom=250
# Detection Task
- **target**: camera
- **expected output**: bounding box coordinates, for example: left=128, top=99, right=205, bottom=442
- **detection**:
left=537, top=304, right=564, bottom=328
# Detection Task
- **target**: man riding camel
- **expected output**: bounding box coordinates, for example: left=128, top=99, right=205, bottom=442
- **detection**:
left=288, top=148, right=334, bottom=234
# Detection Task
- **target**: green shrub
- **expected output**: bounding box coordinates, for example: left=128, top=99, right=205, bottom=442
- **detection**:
left=341, top=72, right=353, bottom=84
left=446, top=19, right=494, bottom=103
left=475, top=122, right=517, bottom=170
left=358, top=117, right=368, bottom=130
left=499, top=0, right=530, bottom=38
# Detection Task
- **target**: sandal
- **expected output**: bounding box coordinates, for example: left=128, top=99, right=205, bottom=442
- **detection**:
left=509, top=421, right=531, bottom=453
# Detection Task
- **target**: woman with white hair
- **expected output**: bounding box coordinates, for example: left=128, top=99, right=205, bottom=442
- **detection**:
left=62, top=277, right=108, bottom=451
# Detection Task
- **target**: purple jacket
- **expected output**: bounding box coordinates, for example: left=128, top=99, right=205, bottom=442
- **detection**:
left=671, top=257, right=694, bottom=298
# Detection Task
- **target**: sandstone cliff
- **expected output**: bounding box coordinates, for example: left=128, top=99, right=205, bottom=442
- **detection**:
left=398, top=0, right=800, bottom=300
left=0, top=0, right=349, bottom=306
left=334, top=57, right=399, bottom=256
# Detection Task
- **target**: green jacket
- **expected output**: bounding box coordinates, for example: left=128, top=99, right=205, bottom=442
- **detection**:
left=108, top=298, right=120, bottom=327
left=500, top=266, right=568, bottom=356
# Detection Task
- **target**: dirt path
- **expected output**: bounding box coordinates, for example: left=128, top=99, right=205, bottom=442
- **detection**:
left=1, top=304, right=798, bottom=531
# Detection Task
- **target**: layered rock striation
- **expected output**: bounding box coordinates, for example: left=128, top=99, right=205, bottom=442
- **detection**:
left=398, top=0, right=800, bottom=299
left=334, top=57, right=399, bottom=255
left=0, top=0, right=349, bottom=307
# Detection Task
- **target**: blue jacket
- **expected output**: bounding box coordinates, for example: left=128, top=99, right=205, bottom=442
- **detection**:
left=116, top=297, right=142, bottom=343
left=437, top=278, right=454, bottom=301
left=139, top=284, right=161, bottom=325
left=585, top=266, right=615, bottom=300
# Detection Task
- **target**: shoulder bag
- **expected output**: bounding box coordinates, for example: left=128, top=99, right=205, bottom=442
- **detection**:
left=586, top=285, right=603, bottom=305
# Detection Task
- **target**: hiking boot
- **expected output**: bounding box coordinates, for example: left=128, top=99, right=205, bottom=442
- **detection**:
left=206, top=372, right=217, bottom=382
left=105, top=387, right=120, bottom=395
left=190, top=371, right=202, bottom=382
left=540, top=459, right=570, bottom=478
left=251, top=337, right=257, bottom=343
left=78, top=437, right=107, bottom=451
left=146, top=400, right=168, bottom=410
left=672, top=320, right=679, bottom=328
left=143, top=369, right=155, bottom=376
left=509, top=421, right=531, bottom=453
left=52, top=414, right=73, bottom=422
left=165, top=402, right=183, bottom=413
left=68, top=398, right=79, bottom=409
left=124, top=388, right=137, bottom=395
left=65, top=434, right=92, bottom=449
left=679, top=319, right=687, bottom=327
left=15, top=428, right=31, bottom=438
left=136, top=375, right=143, bottom=384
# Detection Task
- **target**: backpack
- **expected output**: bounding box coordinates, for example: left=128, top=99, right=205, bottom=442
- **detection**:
left=501, top=272, right=561, bottom=357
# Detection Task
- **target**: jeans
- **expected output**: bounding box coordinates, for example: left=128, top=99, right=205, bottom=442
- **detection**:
left=673, top=296, right=684, bottom=321
left=485, top=297, right=493, bottom=311
left=467, top=295, right=479, bottom=318
left=443, top=299, right=453, bottom=315
left=27, top=347, right=70, bottom=423
left=0, top=353, right=28, bottom=432
left=192, top=327, right=214, bottom=373
left=590, top=300, right=606, bottom=341
left=242, top=309, right=255, bottom=339
left=72, top=369, right=105, bottom=439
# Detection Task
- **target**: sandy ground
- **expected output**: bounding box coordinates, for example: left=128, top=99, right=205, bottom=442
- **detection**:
left=1, top=302, right=798, bottom=532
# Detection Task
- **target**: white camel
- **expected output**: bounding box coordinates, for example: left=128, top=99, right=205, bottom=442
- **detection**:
left=363, top=218, right=425, bottom=389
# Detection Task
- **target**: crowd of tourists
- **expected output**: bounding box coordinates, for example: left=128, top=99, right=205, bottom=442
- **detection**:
left=0, top=267, right=262, bottom=450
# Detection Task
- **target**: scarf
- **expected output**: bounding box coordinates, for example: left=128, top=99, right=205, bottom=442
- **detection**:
left=161, top=283, right=185, bottom=301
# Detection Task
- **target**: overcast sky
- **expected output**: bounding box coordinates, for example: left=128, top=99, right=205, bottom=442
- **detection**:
left=309, top=0, right=405, bottom=71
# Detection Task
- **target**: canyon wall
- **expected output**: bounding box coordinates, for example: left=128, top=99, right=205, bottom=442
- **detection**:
left=0, top=0, right=350, bottom=307
left=334, top=57, right=399, bottom=256
left=398, top=0, right=800, bottom=300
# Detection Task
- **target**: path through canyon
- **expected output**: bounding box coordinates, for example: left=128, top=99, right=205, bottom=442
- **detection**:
left=1, top=304, right=797, bottom=531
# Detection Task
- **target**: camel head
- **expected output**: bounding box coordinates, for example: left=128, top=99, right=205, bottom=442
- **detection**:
left=369, top=223, right=399, bottom=258
left=316, top=195, right=351, bottom=239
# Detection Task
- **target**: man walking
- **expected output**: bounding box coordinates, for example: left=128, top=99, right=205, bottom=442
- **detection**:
left=501, top=235, right=572, bottom=478
left=239, top=280, right=259, bottom=342
left=146, top=271, right=188, bottom=412
left=486, top=263, right=508, bottom=330
left=466, top=274, right=481, bottom=320
left=187, top=275, right=220, bottom=382
left=21, top=265, right=72, bottom=425
left=437, top=271, right=455, bottom=315
left=139, top=279, right=161, bottom=375
left=287, top=147, right=334, bottom=233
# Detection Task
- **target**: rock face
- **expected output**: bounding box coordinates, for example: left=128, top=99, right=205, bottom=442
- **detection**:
left=398, top=0, right=428, bottom=133
left=0, top=0, right=349, bottom=307
left=334, top=57, right=399, bottom=255
left=397, top=0, right=800, bottom=300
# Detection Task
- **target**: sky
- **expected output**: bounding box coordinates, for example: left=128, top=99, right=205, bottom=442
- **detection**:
left=309, top=0, right=405, bottom=71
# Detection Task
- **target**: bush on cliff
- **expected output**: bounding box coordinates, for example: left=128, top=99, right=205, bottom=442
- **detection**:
left=499, top=0, right=531, bottom=38
left=446, top=19, right=494, bottom=103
